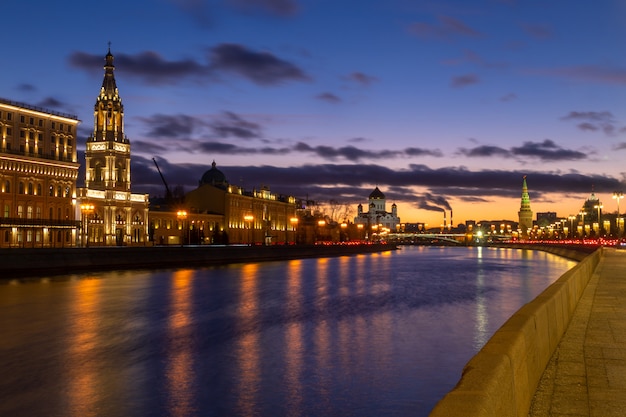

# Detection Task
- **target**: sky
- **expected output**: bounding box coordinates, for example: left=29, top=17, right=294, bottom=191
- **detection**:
left=3, top=0, right=626, bottom=227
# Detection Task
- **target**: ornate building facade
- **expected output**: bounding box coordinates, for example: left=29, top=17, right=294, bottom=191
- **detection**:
left=354, top=187, right=400, bottom=236
left=179, top=162, right=298, bottom=245
left=75, top=49, right=149, bottom=246
left=518, top=176, right=533, bottom=239
left=0, top=98, right=80, bottom=247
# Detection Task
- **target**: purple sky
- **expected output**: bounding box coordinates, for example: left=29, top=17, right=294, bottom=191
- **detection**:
left=3, top=0, right=626, bottom=225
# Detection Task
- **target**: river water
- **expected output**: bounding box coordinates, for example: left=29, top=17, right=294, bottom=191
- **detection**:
left=0, top=246, right=575, bottom=417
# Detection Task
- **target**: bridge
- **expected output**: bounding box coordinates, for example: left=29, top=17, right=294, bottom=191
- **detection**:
left=387, top=232, right=467, bottom=245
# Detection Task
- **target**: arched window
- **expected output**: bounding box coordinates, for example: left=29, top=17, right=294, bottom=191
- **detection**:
left=2, top=180, right=8, bottom=193
left=19, top=182, right=24, bottom=194
left=28, top=183, right=33, bottom=195
left=49, top=185, right=54, bottom=196
left=57, top=186, right=62, bottom=197
left=27, top=206, right=33, bottom=219
left=65, top=186, right=71, bottom=198
left=36, top=184, right=42, bottom=196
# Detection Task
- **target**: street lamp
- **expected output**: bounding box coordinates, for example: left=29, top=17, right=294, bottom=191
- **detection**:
left=613, top=192, right=624, bottom=237
left=290, top=217, right=298, bottom=245
left=80, top=204, right=94, bottom=247
left=579, top=211, right=587, bottom=237
left=340, top=222, right=347, bottom=242
left=568, top=215, right=576, bottom=239
left=357, top=223, right=364, bottom=242
left=594, top=204, right=603, bottom=237
left=244, top=215, right=254, bottom=245
left=177, top=210, right=187, bottom=246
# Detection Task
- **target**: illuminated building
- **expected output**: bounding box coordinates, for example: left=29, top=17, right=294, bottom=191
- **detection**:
left=354, top=186, right=400, bottom=234
left=182, top=161, right=297, bottom=244
left=518, top=176, right=533, bottom=239
left=75, top=48, right=149, bottom=246
left=0, top=98, right=80, bottom=247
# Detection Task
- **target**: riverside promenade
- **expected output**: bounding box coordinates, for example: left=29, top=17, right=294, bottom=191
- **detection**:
left=529, top=247, right=626, bottom=416
left=430, top=246, right=626, bottom=417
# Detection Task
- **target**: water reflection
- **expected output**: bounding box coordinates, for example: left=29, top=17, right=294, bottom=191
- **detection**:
left=0, top=247, right=576, bottom=417
left=236, top=263, right=261, bottom=417
left=66, top=278, right=102, bottom=417
left=166, top=269, right=195, bottom=417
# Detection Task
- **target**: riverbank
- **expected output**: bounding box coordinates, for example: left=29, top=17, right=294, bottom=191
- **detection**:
left=0, top=243, right=398, bottom=279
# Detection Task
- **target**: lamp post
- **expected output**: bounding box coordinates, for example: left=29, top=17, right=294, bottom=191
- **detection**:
left=579, top=211, right=587, bottom=238
left=340, top=222, right=347, bottom=242
left=594, top=204, right=603, bottom=237
left=613, top=192, right=624, bottom=237
left=80, top=204, right=94, bottom=247
left=244, top=215, right=254, bottom=245
left=357, top=223, right=364, bottom=242
left=568, top=215, right=576, bottom=239
left=290, top=217, right=298, bottom=245
left=177, top=210, right=187, bottom=246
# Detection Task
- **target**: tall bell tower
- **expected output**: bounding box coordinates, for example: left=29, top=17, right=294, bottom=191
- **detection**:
left=85, top=46, right=130, bottom=191
left=77, top=46, right=149, bottom=246
left=518, top=176, right=533, bottom=239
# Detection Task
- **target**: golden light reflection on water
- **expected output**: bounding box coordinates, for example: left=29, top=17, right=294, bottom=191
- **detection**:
left=236, top=263, right=261, bottom=416
left=66, top=278, right=102, bottom=417
left=285, top=259, right=304, bottom=416
left=166, top=269, right=195, bottom=417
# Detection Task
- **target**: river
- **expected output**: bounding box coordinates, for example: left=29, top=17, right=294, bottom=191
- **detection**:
left=0, top=245, right=576, bottom=417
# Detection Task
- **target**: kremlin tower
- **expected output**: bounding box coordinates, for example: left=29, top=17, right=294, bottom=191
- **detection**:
left=518, top=176, right=533, bottom=239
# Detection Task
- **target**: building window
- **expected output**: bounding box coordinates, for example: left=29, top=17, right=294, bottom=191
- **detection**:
left=7, top=112, right=11, bottom=121
left=65, top=186, right=70, bottom=198
left=4, top=205, right=9, bottom=218
left=57, top=186, right=62, bottom=197
left=3, top=180, right=9, bottom=193
left=67, top=125, right=71, bottom=133
left=20, top=130, right=25, bottom=138
left=18, top=182, right=24, bottom=194
left=6, top=127, right=11, bottom=136
left=67, top=139, right=72, bottom=146
left=20, top=115, right=25, bottom=123
left=38, top=133, right=43, bottom=141
left=36, top=184, right=42, bottom=196
left=60, top=123, right=64, bottom=131
left=17, top=205, right=23, bottom=218
left=28, top=183, right=33, bottom=195
left=29, top=132, right=34, bottom=140
left=51, top=122, right=55, bottom=129
left=27, top=206, right=33, bottom=219
left=38, top=119, right=43, bottom=127
left=36, top=206, right=41, bottom=219
left=29, top=117, right=34, bottom=125
left=49, top=185, right=54, bottom=196
left=27, top=230, right=32, bottom=243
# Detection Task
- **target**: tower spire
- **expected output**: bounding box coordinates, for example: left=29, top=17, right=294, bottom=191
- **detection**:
left=518, top=175, right=533, bottom=239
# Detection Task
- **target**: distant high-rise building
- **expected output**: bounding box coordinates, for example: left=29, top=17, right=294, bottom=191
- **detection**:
left=518, top=176, right=533, bottom=238
left=76, top=47, right=149, bottom=246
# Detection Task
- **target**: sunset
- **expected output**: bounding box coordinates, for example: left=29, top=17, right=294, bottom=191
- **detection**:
left=2, top=0, right=624, bottom=226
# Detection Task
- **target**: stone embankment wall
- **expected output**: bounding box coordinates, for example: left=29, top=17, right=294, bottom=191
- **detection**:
left=430, top=245, right=602, bottom=417
left=0, top=243, right=397, bottom=279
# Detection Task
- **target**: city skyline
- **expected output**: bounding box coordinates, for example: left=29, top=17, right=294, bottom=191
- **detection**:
left=2, top=0, right=625, bottom=226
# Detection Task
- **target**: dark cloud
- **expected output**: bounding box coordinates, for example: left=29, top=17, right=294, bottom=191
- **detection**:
left=500, top=92, right=517, bottom=102
left=294, top=142, right=401, bottom=161
left=139, top=114, right=201, bottom=138
left=132, top=140, right=171, bottom=155
left=168, top=0, right=212, bottom=28
left=451, top=73, right=479, bottom=88
left=511, top=139, right=587, bottom=161
left=128, top=160, right=624, bottom=215
left=228, top=0, right=299, bottom=16
left=209, top=111, right=263, bottom=139
left=520, top=23, right=554, bottom=39
left=69, top=50, right=208, bottom=85
left=459, top=140, right=587, bottom=161
left=561, top=111, right=620, bottom=136
left=17, top=83, right=36, bottom=92
left=345, top=72, right=379, bottom=86
left=69, top=44, right=309, bottom=87
left=409, top=15, right=483, bottom=40
left=459, top=145, right=511, bottom=158
left=415, top=193, right=452, bottom=212
left=209, top=43, right=310, bottom=85
left=531, top=65, right=626, bottom=85
left=404, top=147, right=443, bottom=157
left=316, top=92, right=341, bottom=103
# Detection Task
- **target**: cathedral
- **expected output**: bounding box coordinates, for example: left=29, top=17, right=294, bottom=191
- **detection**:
left=75, top=48, right=149, bottom=246
left=354, top=187, right=400, bottom=234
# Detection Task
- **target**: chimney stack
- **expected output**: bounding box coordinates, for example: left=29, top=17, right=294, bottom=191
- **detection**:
left=449, top=209, right=453, bottom=230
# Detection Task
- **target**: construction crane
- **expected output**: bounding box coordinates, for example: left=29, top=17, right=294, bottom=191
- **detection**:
left=152, top=157, right=173, bottom=202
